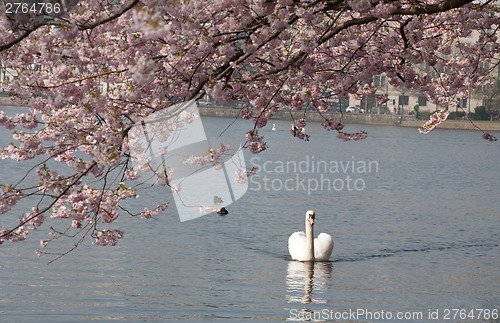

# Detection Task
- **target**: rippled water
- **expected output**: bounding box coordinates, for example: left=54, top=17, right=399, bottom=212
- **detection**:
left=1, top=107, right=499, bottom=322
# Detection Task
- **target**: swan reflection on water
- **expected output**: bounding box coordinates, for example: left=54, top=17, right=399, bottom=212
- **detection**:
left=286, top=261, right=333, bottom=304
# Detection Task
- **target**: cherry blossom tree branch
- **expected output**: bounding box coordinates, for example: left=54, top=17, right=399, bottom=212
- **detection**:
left=0, top=162, right=97, bottom=238
left=394, top=0, right=473, bottom=15
left=0, top=162, right=97, bottom=239
left=0, top=0, right=497, bottom=256
left=0, top=24, right=43, bottom=52
left=76, top=0, right=140, bottom=30
left=31, top=69, right=128, bottom=89
left=0, top=0, right=140, bottom=52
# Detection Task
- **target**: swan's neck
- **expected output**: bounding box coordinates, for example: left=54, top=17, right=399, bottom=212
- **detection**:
left=304, top=219, right=315, bottom=261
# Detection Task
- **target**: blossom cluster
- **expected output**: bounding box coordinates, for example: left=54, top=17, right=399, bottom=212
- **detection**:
left=1, top=209, right=45, bottom=245
left=245, top=130, right=267, bottom=154
left=321, top=118, right=344, bottom=132
left=418, top=110, right=451, bottom=134
left=234, top=169, right=248, bottom=184
left=0, top=0, right=498, bottom=254
left=0, top=110, right=39, bottom=131
left=20, top=208, right=45, bottom=230
left=290, top=119, right=310, bottom=141
left=183, top=143, right=230, bottom=170
left=251, top=108, right=274, bottom=128
left=0, top=184, right=23, bottom=214
left=93, top=229, right=125, bottom=246
left=199, top=205, right=218, bottom=214
left=482, top=132, right=498, bottom=142
left=0, top=227, right=28, bottom=244
left=337, top=131, right=368, bottom=141
left=141, top=202, right=169, bottom=219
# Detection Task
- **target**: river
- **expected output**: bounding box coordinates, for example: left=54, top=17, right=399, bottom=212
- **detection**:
left=0, top=106, right=499, bottom=322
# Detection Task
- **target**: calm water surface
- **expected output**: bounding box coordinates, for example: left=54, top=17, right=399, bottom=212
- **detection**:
left=0, top=107, right=499, bottom=322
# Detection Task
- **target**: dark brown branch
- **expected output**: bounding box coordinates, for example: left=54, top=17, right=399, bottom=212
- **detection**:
left=76, top=0, right=140, bottom=30
left=394, top=0, right=474, bottom=15
left=0, top=24, right=43, bottom=52
left=30, top=69, right=127, bottom=89
left=0, top=162, right=97, bottom=239
left=46, top=221, right=96, bottom=264
left=1, top=0, right=140, bottom=52
left=247, top=0, right=476, bottom=81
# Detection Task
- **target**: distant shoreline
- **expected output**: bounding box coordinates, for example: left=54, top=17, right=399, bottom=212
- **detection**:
left=197, top=106, right=500, bottom=132
left=2, top=98, right=499, bottom=132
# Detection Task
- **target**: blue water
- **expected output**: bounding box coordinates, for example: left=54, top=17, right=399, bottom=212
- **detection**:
left=0, top=106, right=499, bottom=322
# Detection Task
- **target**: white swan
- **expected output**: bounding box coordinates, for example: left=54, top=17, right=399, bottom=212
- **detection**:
left=288, top=210, right=334, bottom=262
left=272, top=123, right=276, bottom=131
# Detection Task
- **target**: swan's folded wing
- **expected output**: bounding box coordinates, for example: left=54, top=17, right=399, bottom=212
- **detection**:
left=314, top=233, right=334, bottom=261
left=288, top=231, right=306, bottom=260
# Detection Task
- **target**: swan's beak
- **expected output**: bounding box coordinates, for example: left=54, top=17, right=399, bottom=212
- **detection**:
left=309, top=218, right=314, bottom=225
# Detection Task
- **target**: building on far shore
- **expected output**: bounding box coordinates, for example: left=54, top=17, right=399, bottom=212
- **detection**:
left=1, top=27, right=498, bottom=115
left=350, top=29, right=500, bottom=115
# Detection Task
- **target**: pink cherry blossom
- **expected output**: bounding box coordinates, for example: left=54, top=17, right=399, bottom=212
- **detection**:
left=348, top=0, right=371, bottom=12
left=482, top=132, right=498, bottom=142
left=0, top=185, right=23, bottom=214
left=183, top=143, right=230, bottom=169
left=235, top=169, right=248, bottom=184
left=170, top=183, right=182, bottom=193
left=93, top=229, right=125, bottom=246
left=0, top=0, right=498, bottom=256
left=290, top=120, right=310, bottom=141
left=199, top=205, right=217, bottom=214
left=245, top=130, right=267, bottom=154
left=419, top=110, right=451, bottom=134
left=141, top=202, right=169, bottom=219
left=321, top=118, right=344, bottom=132
left=71, top=220, right=82, bottom=229
left=21, top=208, right=45, bottom=230
left=337, top=131, right=368, bottom=141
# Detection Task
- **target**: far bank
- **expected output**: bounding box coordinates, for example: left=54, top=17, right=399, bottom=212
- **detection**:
left=1, top=97, right=499, bottom=132
left=198, top=106, right=500, bottom=132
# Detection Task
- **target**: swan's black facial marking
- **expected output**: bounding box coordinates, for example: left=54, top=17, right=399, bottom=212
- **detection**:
left=307, top=211, right=315, bottom=225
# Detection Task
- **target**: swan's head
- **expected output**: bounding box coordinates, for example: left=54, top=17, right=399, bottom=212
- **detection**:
left=305, top=210, right=315, bottom=225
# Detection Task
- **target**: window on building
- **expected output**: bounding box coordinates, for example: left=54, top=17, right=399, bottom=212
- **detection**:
left=398, top=95, right=409, bottom=106
left=480, top=61, right=490, bottom=70
left=417, top=96, right=427, bottom=106
left=374, top=75, right=386, bottom=87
